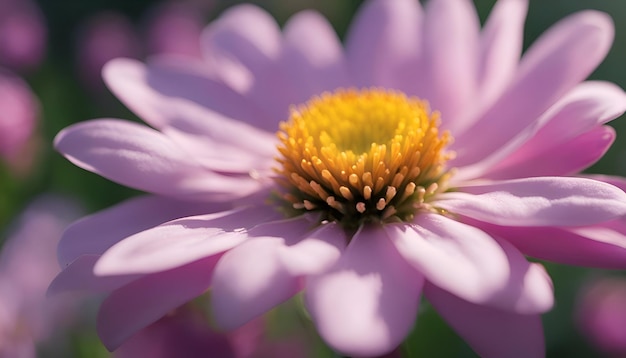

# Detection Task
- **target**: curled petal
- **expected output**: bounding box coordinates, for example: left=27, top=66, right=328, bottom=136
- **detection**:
left=469, top=217, right=626, bottom=269
left=484, top=125, right=614, bottom=179
left=519, top=82, right=626, bottom=147
left=454, top=10, right=614, bottom=170
left=484, top=80, right=626, bottom=179
left=439, top=177, right=626, bottom=226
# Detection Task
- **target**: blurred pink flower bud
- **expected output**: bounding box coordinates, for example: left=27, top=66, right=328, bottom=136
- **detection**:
left=143, top=2, right=208, bottom=58
left=75, top=12, right=141, bottom=92
left=0, top=195, right=83, bottom=357
left=0, top=0, right=46, bottom=72
left=576, top=277, right=626, bottom=357
left=0, top=69, right=38, bottom=164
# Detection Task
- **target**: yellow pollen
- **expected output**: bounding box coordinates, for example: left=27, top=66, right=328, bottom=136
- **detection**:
left=274, top=88, right=454, bottom=227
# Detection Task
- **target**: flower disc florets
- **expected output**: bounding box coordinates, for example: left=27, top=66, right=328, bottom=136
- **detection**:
left=275, top=88, right=455, bottom=228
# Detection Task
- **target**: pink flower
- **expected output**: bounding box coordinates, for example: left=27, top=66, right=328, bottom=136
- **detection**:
left=0, top=0, right=46, bottom=72
left=53, top=0, right=626, bottom=356
left=0, top=195, right=82, bottom=357
left=75, top=2, right=214, bottom=95
left=75, top=12, right=142, bottom=92
left=0, top=69, right=38, bottom=165
left=575, top=276, right=626, bottom=357
left=142, top=1, right=208, bottom=58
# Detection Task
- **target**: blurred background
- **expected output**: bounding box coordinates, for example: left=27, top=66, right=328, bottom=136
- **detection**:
left=1, top=0, right=626, bottom=357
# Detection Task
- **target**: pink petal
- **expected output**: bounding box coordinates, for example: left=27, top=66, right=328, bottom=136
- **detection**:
left=586, top=174, right=626, bottom=192
left=200, top=4, right=297, bottom=123
left=270, top=221, right=346, bottom=277
left=94, top=206, right=282, bottom=275
left=101, top=56, right=195, bottom=126
left=211, top=240, right=299, bottom=332
left=48, top=255, right=141, bottom=294
left=519, top=81, right=626, bottom=148
left=97, top=257, right=217, bottom=351
left=484, top=81, right=626, bottom=179
left=211, top=219, right=345, bottom=330
left=387, top=214, right=553, bottom=313
left=103, top=58, right=279, bottom=172
left=424, top=283, right=545, bottom=358
left=483, top=125, right=615, bottom=179
left=163, top=128, right=275, bottom=174
left=476, top=0, right=527, bottom=110
left=344, top=0, right=423, bottom=88
left=54, top=119, right=264, bottom=201
left=305, top=225, right=423, bottom=357
left=469, top=217, right=626, bottom=269
left=103, top=57, right=274, bottom=132
left=58, top=195, right=228, bottom=266
left=200, top=4, right=280, bottom=68
left=453, top=10, right=614, bottom=170
left=420, top=0, right=479, bottom=128
left=281, top=10, right=349, bottom=102
left=439, top=176, right=626, bottom=226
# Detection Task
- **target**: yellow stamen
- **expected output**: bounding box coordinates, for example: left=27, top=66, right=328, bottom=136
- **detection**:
left=274, top=88, right=454, bottom=227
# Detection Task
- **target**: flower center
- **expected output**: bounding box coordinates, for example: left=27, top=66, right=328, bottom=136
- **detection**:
left=274, top=88, right=454, bottom=228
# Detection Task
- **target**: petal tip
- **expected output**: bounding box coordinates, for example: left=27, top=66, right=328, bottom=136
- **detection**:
left=101, top=57, right=143, bottom=84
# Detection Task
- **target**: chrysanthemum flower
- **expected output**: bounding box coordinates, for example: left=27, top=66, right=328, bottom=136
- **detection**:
left=52, top=0, right=626, bottom=356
